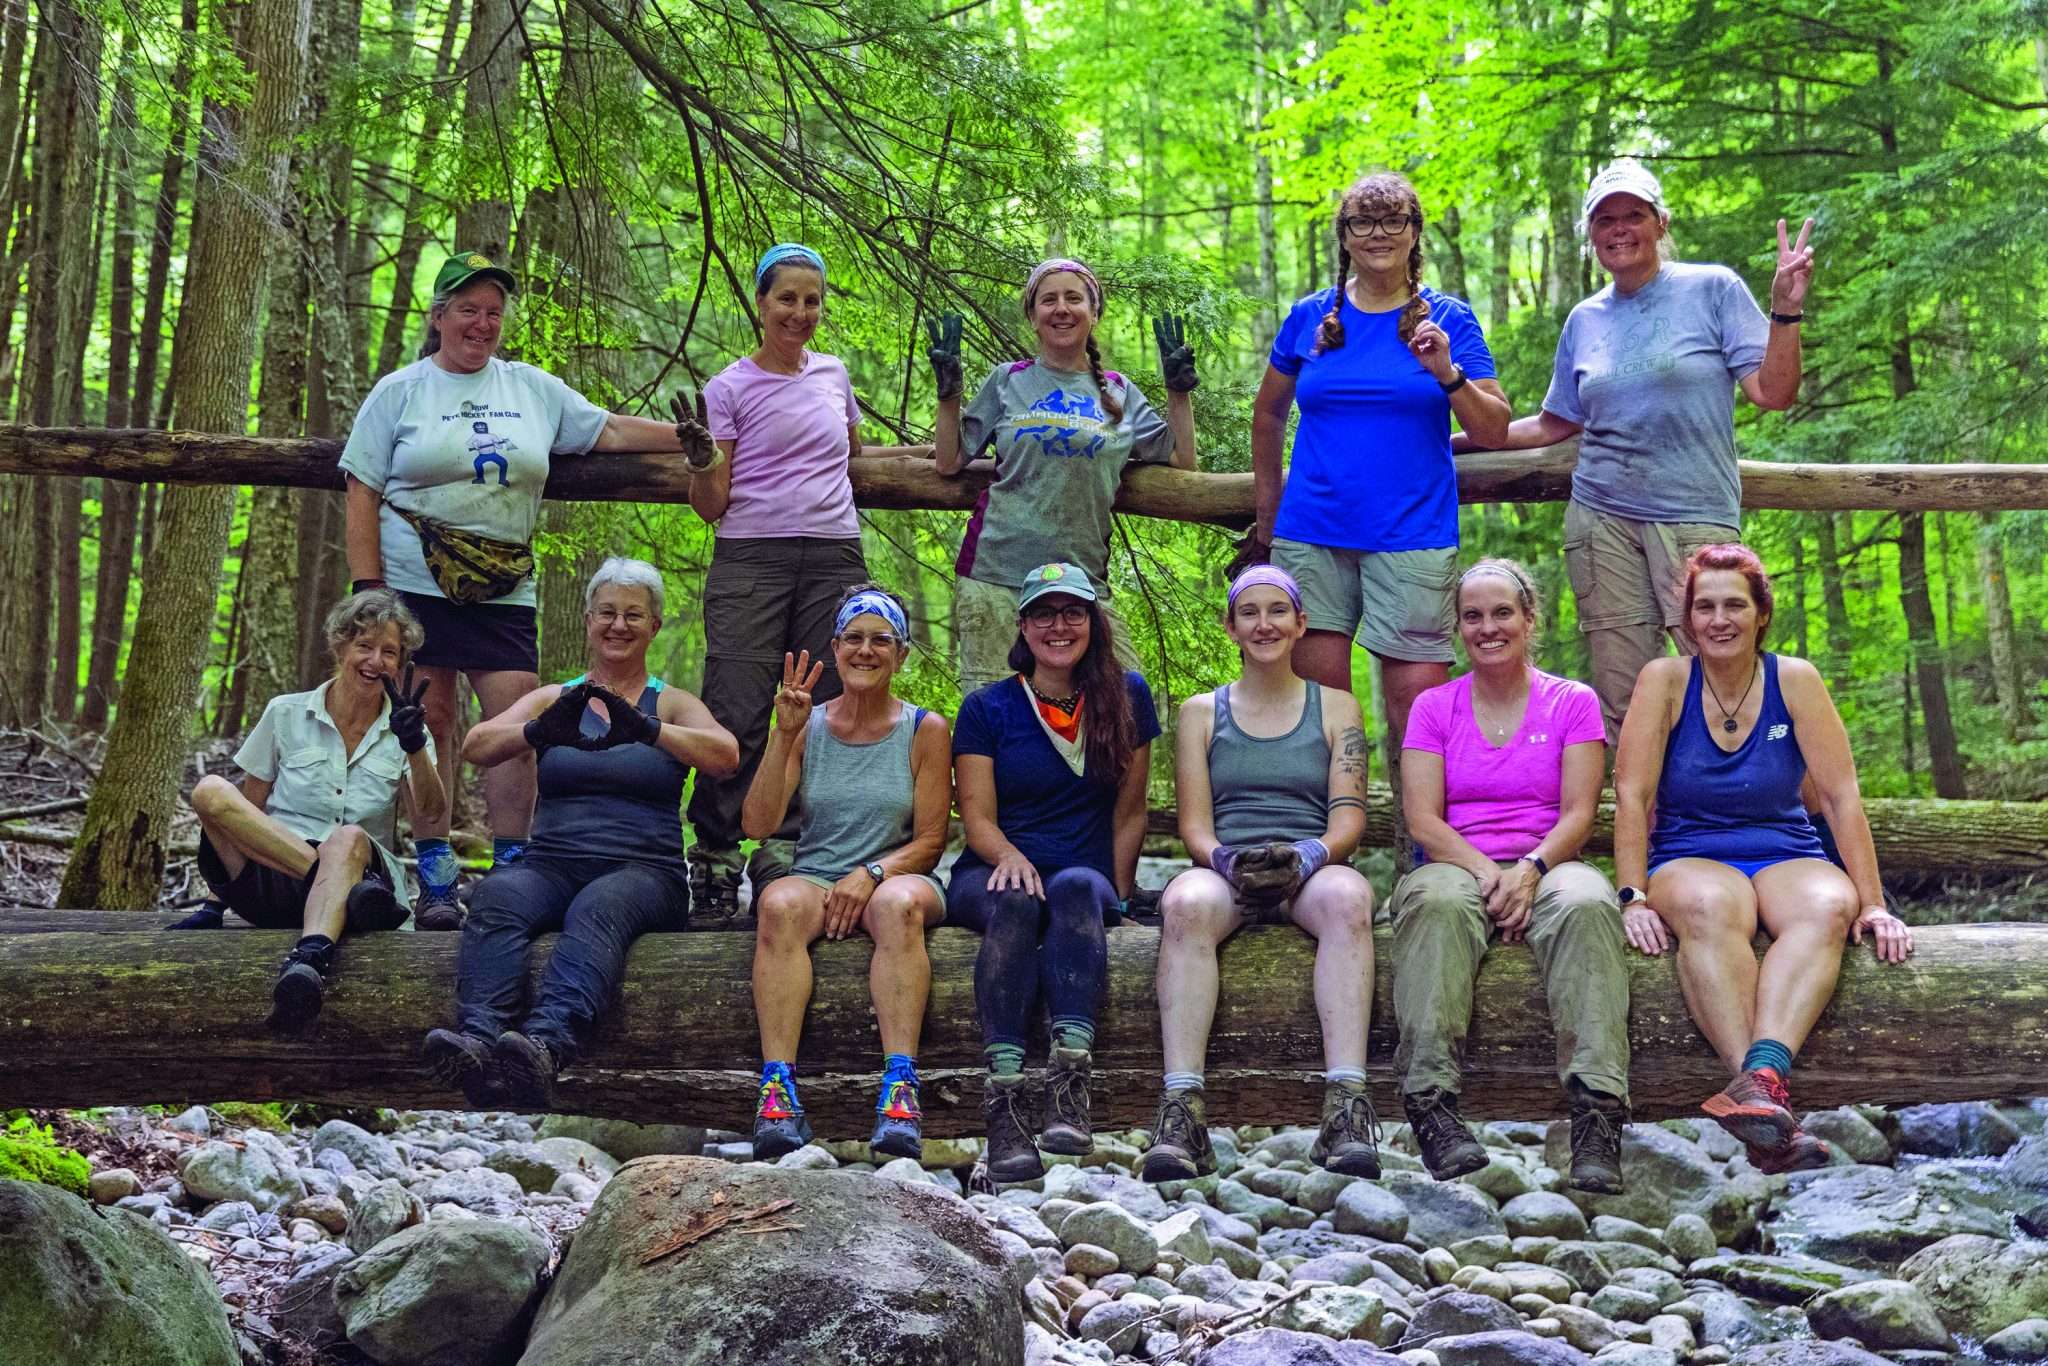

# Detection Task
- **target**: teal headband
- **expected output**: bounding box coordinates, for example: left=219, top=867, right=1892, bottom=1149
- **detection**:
left=755, top=243, right=826, bottom=287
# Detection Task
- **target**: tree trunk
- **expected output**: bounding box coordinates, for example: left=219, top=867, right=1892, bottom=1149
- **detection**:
left=1433, top=203, right=1468, bottom=303
left=1978, top=514, right=2026, bottom=740
left=372, top=0, right=466, bottom=378
left=237, top=201, right=310, bottom=706
left=452, top=0, right=519, bottom=256
left=130, top=0, right=198, bottom=429
left=1813, top=510, right=1853, bottom=670
left=1251, top=0, right=1276, bottom=346
left=1897, top=512, right=1967, bottom=798
left=59, top=0, right=312, bottom=909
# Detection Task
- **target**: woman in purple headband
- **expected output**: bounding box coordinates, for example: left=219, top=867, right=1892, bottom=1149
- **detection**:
left=1139, top=564, right=1382, bottom=1183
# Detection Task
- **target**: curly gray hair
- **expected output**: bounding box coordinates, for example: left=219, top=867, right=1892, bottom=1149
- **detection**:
left=323, top=589, right=425, bottom=660
left=585, top=556, right=665, bottom=622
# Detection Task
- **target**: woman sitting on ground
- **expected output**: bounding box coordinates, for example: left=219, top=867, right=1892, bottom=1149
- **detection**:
left=947, top=562, right=1159, bottom=1184
left=1140, top=565, right=1380, bottom=1184
left=741, top=585, right=951, bottom=1162
left=422, top=558, right=738, bottom=1109
left=1393, top=559, right=1630, bottom=1192
left=183, top=590, right=444, bottom=1032
left=1615, top=543, right=1911, bottom=1172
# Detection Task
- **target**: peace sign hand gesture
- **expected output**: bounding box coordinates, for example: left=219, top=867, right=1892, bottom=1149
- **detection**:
left=670, top=389, right=717, bottom=470
left=380, top=665, right=432, bottom=754
left=774, top=650, right=825, bottom=734
left=1153, top=314, right=1198, bottom=393
left=926, top=313, right=964, bottom=402
left=1772, top=217, right=1815, bottom=314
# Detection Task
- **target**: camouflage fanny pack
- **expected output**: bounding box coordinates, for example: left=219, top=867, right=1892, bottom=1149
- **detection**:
left=390, top=504, right=533, bottom=605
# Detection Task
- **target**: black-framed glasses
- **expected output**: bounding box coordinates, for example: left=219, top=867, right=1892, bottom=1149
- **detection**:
left=1023, top=603, right=1090, bottom=628
left=1341, top=213, right=1417, bottom=238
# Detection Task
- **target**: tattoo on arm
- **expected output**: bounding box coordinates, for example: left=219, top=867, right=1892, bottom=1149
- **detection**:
left=1337, top=725, right=1368, bottom=780
left=1328, top=796, right=1366, bottom=813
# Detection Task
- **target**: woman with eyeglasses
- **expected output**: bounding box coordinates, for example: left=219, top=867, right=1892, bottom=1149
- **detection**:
left=946, top=562, right=1159, bottom=1183
left=739, top=584, right=952, bottom=1163
left=1247, top=173, right=1509, bottom=746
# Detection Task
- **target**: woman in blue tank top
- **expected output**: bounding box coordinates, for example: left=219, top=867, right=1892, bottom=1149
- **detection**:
left=1614, top=544, right=1911, bottom=1174
left=739, top=584, right=952, bottom=1164
left=420, top=559, right=739, bottom=1109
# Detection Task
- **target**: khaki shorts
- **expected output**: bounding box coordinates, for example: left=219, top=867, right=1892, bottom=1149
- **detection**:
left=1270, top=539, right=1456, bottom=664
left=955, top=574, right=1141, bottom=697
left=1561, top=500, right=1734, bottom=632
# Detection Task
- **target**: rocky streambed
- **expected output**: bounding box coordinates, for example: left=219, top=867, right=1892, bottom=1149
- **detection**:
left=4, top=1099, right=2046, bottom=1365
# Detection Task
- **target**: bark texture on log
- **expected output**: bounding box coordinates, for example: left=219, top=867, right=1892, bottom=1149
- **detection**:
left=0, top=920, right=2038, bottom=1137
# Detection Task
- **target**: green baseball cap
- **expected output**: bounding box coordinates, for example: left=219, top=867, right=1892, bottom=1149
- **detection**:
left=1017, top=562, right=1099, bottom=611
left=433, top=249, right=518, bottom=298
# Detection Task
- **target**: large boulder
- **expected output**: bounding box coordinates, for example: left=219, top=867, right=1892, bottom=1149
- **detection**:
left=1765, top=1163, right=2012, bottom=1268
left=346, top=1179, right=427, bottom=1254
left=1542, top=1123, right=1763, bottom=1244
left=1428, top=1329, right=1593, bottom=1366
left=1688, top=1253, right=1878, bottom=1305
left=177, top=1130, right=306, bottom=1213
left=1900, top=1234, right=2048, bottom=1340
left=0, top=1179, right=238, bottom=1365
left=1196, top=1328, right=1407, bottom=1364
left=1396, top=1291, right=1524, bottom=1347
left=1060, top=1201, right=1159, bottom=1273
left=1382, top=1173, right=1506, bottom=1246
left=335, top=1218, right=549, bottom=1366
left=270, top=1243, right=354, bottom=1351
left=1892, top=1102, right=2022, bottom=1158
left=534, top=1115, right=707, bottom=1162
left=1805, top=1279, right=1953, bottom=1351
left=518, top=1155, right=1021, bottom=1365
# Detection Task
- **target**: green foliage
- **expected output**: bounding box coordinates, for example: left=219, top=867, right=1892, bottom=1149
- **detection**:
left=0, top=1116, right=91, bottom=1196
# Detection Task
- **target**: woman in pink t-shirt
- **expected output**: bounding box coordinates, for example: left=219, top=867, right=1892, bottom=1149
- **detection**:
left=1391, top=558, right=1631, bottom=1194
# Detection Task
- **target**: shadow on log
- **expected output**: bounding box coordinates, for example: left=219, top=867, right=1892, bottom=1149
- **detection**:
left=2, top=916, right=2041, bottom=1138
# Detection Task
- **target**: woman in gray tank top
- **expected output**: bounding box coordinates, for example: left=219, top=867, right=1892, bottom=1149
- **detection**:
left=740, top=583, right=952, bottom=1165
left=1138, top=565, right=1381, bottom=1186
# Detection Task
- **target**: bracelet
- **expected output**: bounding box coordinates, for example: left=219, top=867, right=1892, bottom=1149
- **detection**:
left=351, top=577, right=388, bottom=593
left=1769, top=311, right=1804, bottom=325
left=1439, top=366, right=1468, bottom=395
left=1521, top=853, right=1549, bottom=876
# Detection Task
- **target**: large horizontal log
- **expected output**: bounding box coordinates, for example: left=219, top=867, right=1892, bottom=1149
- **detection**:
left=0, top=917, right=2039, bottom=1138
left=4, top=424, right=2047, bottom=522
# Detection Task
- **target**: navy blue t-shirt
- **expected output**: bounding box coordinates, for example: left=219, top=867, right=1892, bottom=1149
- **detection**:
left=1269, top=285, right=1496, bottom=552
left=952, top=670, right=1161, bottom=882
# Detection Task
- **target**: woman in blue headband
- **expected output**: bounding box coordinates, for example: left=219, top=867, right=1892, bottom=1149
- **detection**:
left=684, top=243, right=874, bottom=922
left=739, top=582, right=952, bottom=1162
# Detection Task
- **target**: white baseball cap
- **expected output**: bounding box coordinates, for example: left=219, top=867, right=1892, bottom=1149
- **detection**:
left=1581, top=159, right=1666, bottom=232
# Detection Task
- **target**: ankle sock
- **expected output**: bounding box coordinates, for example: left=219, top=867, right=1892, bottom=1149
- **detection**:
left=1050, top=1017, right=1095, bottom=1053
left=1163, top=1071, right=1204, bottom=1094
left=1325, top=1066, right=1367, bottom=1088
left=492, top=838, right=528, bottom=867
left=416, top=839, right=458, bottom=895
left=758, top=1060, right=801, bottom=1114
left=984, top=1042, right=1025, bottom=1078
left=1742, top=1039, right=1793, bottom=1077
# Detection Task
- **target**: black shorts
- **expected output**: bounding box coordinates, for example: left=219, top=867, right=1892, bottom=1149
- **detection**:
left=197, top=834, right=397, bottom=930
left=397, top=590, right=539, bottom=673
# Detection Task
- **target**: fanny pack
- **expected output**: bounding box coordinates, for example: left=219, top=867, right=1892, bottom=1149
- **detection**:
left=390, top=504, right=533, bottom=604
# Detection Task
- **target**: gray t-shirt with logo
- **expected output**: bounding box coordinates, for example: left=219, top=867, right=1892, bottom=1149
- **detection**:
left=1542, top=262, right=1769, bottom=529
left=953, top=359, right=1174, bottom=589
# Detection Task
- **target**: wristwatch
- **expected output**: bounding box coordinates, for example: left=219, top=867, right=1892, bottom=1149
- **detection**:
left=1521, top=853, right=1549, bottom=876
left=1439, top=365, right=1468, bottom=395
left=1769, top=311, right=1804, bottom=325
left=863, top=861, right=887, bottom=884
left=1617, top=886, right=1646, bottom=907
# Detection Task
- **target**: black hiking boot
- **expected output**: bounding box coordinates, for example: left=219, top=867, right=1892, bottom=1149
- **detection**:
left=983, top=1074, right=1045, bottom=1185
left=1567, top=1078, right=1629, bottom=1194
left=1139, top=1088, right=1216, bottom=1183
left=413, top=883, right=464, bottom=932
left=1404, top=1087, right=1488, bottom=1180
left=423, top=1028, right=502, bottom=1108
left=494, top=1030, right=561, bottom=1110
left=1311, top=1080, right=1384, bottom=1178
left=1039, top=1046, right=1094, bottom=1156
left=266, top=936, right=335, bottom=1033
left=344, top=877, right=408, bottom=932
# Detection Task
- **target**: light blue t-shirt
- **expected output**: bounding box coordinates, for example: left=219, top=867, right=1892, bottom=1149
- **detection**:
left=1543, top=262, right=1769, bottom=529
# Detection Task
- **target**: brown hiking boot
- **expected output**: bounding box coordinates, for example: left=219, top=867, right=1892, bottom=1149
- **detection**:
left=1312, top=1080, right=1384, bottom=1178
left=1139, top=1088, right=1216, bottom=1183
left=1701, top=1069, right=1797, bottom=1151
left=494, top=1031, right=560, bottom=1111
left=1039, top=1046, right=1094, bottom=1156
left=1567, top=1078, right=1629, bottom=1194
left=1403, top=1087, right=1487, bottom=1180
left=1747, top=1129, right=1833, bottom=1175
left=983, top=1074, right=1044, bottom=1185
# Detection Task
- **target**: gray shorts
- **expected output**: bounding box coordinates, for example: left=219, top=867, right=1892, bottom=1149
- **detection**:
left=1270, top=539, right=1457, bottom=664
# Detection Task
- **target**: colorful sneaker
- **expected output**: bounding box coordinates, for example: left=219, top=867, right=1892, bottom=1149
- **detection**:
left=494, top=1030, right=560, bottom=1110
left=1039, top=1046, right=1094, bottom=1156
left=423, top=1028, right=501, bottom=1109
left=870, top=1077, right=924, bottom=1162
left=1139, top=1088, right=1216, bottom=1183
left=1567, top=1079, right=1629, bottom=1194
left=266, top=940, right=334, bottom=1033
left=983, top=1074, right=1044, bottom=1185
left=413, top=884, right=464, bottom=932
left=1746, top=1130, right=1832, bottom=1175
left=751, top=1072, right=812, bottom=1160
left=1701, top=1069, right=1797, bottom=1151
left=1403, top=1087, right=1486, bottom=1180
left=1313, top=1080, right=1384, bottom=1178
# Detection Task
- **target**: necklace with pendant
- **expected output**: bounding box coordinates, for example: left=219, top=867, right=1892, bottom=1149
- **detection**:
left=1703, top=657, right=1760, bottom=734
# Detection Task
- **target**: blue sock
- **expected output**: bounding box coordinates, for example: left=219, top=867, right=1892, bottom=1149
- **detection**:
left=1163, top=1071, right=1204, bottom=1094
left=1326, top=1066, right=1367, bottom=1088
left=416, top=839, right=458, bottom=895
left=492, top=838, right=528, bottom=867
left=1743, top=1039, right=1793, bottom=1077
left=758, top=1060, right=801, bottom=1113
left=1050, top=1017, right=1095, bottom=1052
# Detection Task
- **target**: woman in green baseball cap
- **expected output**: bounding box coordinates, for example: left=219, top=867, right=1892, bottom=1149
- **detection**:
left=340, top=248, right=712, bottom=930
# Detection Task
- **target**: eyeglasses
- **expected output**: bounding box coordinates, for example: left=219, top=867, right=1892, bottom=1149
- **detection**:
left=1023, top=604, right=1090, bottom=628
left=836, top=632, right=901, bottom=651
left=1341, top=213, right=1416, bottom=239
left=590, top=608, right=651, bottom=628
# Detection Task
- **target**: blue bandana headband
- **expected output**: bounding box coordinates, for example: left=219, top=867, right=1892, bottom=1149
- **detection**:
left=1227, top=565, right=1303, bottom=613
left=755, top=243, right=826, bottom=287
left=836, top=591, right=907, bottom=639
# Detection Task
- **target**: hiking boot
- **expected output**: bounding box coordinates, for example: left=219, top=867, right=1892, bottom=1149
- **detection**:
left=688, top=847, right=743, bottom=923
left=751, top=1072, right=812, bottom=1160
left=1701, top=1069, right=1797, bottom=1151
left=166, top=900, right=227, bottom=930
left=1312, top=1080, right=1384, bottom=1178
left=870, top=1077, right=924, bottom=1162
left=1403, top=1087, right=1487, bottom=1180
left=266, top=939, right=335, bottom=1033
left=983, top=1074, right=1044, bottom=1184
left=1039, top=1046, right=1094, bottom=1155
left=1567, top=1078, right=1629, bottom=1194
left=494, top=1031, right=560, bottom=1110
left=1746, top=1129, right=1832, bottom=1175
left=423, top=1028, right=501, bottom=1109
left=413, top=884, right=464, bottom=932
left=1139, top=1088, right=1216, bottom=1183
left=345, top=877, right=408, bottom=932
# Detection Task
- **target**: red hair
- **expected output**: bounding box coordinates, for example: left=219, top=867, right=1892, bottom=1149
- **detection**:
left=1682, top=543, right=1774, bottom=635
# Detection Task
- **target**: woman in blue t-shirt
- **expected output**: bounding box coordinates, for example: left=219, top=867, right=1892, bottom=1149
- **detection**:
left=947, top=562, right=1160, bottom=1184
left=1248, top=172, right=1509, bottom=744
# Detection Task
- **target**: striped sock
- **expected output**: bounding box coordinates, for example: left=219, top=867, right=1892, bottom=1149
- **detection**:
left=1163, top=1071, right=1204, bottom=1094
left=1050, top=1017, right=1095, bottom=1052
left=984, top=1042, right=1026, bottom=1077
left=1326, top=1066, right=1367, bottom=1088
left=1742, top=1039, right=1793, bottom=1077
left=415, top=839, right=458, bottom=896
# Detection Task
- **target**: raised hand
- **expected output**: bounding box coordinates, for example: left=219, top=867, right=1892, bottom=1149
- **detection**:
left=773, top=650, right=825, bottom=735
left=1404, top=298, right=1456, bottom=382
left=523, top=681, right=595, bottom=753
left=926, top=313, right=964, bottom=402
left=1153, top=314, right=1198, bottom=393
left=1772, top=217, right=1815, bottom=313
left=587, top=682, right=663, bottom=749
left=670, top=388, right=717, bottom=470
left=380, top=664, right=432, bottom=754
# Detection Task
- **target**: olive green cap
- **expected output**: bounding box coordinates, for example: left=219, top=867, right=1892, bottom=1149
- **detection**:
left=433, top=249, right=518, bottom=297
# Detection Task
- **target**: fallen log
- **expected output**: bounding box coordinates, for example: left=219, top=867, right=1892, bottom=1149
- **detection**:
left=0, top=918, right=2039, bottom=1137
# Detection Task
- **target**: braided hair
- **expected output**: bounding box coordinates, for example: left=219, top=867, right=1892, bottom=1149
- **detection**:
left=1314, top=172, right=1428, bottom=355
left=1083, top=335, right=1125, bottom=424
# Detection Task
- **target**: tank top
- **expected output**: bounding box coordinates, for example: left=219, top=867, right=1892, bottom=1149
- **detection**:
left=1650, top=653, right=1826, bottom=868
left=1208, top=683, right=1330, bottom=846
left=791, top=701, right=924, bottom=882
left=529, top=679, right=690, bottom=868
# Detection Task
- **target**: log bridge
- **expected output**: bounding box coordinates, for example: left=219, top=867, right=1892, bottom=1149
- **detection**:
left=2, top=912, right=2042, bottom=1138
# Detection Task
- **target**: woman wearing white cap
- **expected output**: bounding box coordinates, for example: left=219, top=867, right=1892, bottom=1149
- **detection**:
left=1465, top=160, right=1815, bottom=742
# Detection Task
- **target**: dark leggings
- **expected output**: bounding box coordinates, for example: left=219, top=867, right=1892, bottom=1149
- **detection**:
left=945, top=860, right=1115, bottom=1052
left=455, top=854, right=688, bottom=1062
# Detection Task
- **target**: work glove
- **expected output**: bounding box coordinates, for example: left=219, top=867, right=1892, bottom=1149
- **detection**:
left=381, top=665, right=432, bottom=754
left=926, top=313, right=964, bottom=402
left=1154, top=314, right=1198, bottom=393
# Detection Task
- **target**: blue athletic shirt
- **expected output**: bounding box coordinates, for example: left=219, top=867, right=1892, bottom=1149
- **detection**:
left=1649, top=653, right=1826, bottom=870
left=1269, top=285, right=1497, bottom=552
left=951, top=671, right=1161, bottom=883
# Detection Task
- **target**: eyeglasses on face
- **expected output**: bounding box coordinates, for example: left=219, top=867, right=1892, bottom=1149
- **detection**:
left=1342, top=213, right=1416, bottom=238
left=590, top=607, right=651, bottom=628
left=1023, top=603, right=1090, bottom=628
left=836, top=632, right=901, bottom=651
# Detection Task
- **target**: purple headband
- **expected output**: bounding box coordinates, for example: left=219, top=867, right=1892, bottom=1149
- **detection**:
left=1023, top=258, right=1102, bottom=318
left=1228, top=565, right=1303, bottom=613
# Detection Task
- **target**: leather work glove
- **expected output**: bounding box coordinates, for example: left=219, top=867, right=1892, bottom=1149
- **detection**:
left=926, top=313, right=965, bottom=402
left=1153, top=314, right=1198, bottom=393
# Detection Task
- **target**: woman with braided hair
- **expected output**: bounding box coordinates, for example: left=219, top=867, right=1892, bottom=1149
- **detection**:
left=928, top=259, right=1199, bottom=696
left=1248, top=174, right=1510, bottom=750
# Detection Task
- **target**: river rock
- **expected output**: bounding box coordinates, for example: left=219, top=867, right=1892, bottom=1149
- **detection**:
left=1545, top=1303, right=1621, bottom=1354
left=533, top=1115, right=706, bottom=1162
left=1396, top=1292, right=1523, bottom=1347
left=1502, top=1193, right=1588, bottom=1241
left=345, top=1179, right=426, bottom=1254
left=1153, top=1207, right=1214, bottom=1263
left=1589, top=1285, right=1663, bottom=1323
left=88, top=1167, right=142, bottom=1205
left=0, top=1179, right=239, bottom=1365
left=1689, top=1253, right=1877, bottom=1305
left=1268, top=1284, right=1386, bottom=1340
left=1726, top=1343, right=1893, bottom=1366
left=1335, top=1181, right=1412, bottom=1241
left=1077, top=1298, right=1151, bottom=1351
left=1061, top=1201, right=1159, bottom=1272
left=521, top=1155, right=1020, bottom=1365
left=1893, top=1102, right=2022, bottom=1158
left=1428, top=1329, right=1593, bottom=1366
left=2009, top=1134, right=2048, bottom=1195
left=269, top=1243, right=353, bottom=1351
left=1198, top=1328, right=1408, bottom=1363
left=311, top=1120, right=406, bottom=1181
left=1805, top=1278, right=1952, bottom=1351
left=1542, top=1123, right=1762, bottom=1244
left=1983, top=1319, right=2048, bottom=1361
left=1040, top=1164, right=1172, bottom=1221
left=178, top=1132, right=306, bottom=1214
left=1766, top=1164, right=2011, bottom=1268
left=1900, top=1233, right=2048, bottom=1340
left=419, top=1167, right=524, bottom=1218
left=1065, top=1243, right=1119, bottom=1276
left=1384, top=1174, right=1506, bottom=1245
left=1798, top=1110, right=1892, bottom=1166
left=1662, top=1214, right=1716, bottom=1264
left=334, top=1218, right=547, bottom=1365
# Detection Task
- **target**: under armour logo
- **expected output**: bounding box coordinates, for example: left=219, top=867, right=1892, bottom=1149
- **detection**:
left=1766, top=723, right=1788, bottom=741
left=1526, top=732, right=1549, bottom=744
